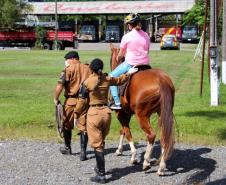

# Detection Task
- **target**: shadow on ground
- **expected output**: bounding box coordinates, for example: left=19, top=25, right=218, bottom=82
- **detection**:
left=206, top=177, right=226, bottom=185
left=184, top=110, right=226, bottom=120
left=165, top=145, right=216, bottom=184
left=75, top=143, right=146, bottom=160
left=107, top=142, right=216, bottom=184
left=104, top=143, right=145, bottom=156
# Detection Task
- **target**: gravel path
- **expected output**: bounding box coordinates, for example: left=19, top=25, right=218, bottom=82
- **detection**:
left=0, top=140, right=226, bottom=185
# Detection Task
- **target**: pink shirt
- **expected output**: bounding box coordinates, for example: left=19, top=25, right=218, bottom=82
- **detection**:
left=120, top=29, right=150, bottom=66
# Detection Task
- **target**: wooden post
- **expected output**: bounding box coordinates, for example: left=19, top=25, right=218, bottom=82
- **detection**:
left=200, top=0, right=208, bottom=96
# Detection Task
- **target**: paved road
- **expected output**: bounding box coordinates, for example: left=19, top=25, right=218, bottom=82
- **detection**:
left=74, top=42, right=197, bottom=51
left=0, top=43, right=197, bottom=51
left=0, top=140, right=226, bottom=185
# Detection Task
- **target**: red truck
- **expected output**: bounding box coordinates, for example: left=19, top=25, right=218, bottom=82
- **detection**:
left=0, top=30, right=78, bottom=50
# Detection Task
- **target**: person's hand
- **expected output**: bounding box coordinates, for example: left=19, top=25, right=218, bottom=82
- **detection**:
left=54, top=99, right=60, bottom=106
left=127, top=67, right=138, bottom=74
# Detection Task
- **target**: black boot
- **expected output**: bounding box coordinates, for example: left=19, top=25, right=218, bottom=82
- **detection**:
left=59, top=129, right=72, bottom=155
left=90, top=150, right=106, bottom=184
left=80, top=132, right=88, bottom=161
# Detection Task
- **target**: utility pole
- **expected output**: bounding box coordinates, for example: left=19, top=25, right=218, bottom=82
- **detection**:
left=210, top=0, right=219, bottom=106
left=54, top=0, right=58, bottom=50
left=176, top=14, right=178, bottom=38
left=222, top=0, right=226, bottom=84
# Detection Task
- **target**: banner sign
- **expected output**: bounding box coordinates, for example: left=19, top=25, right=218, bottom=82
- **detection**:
left=29, top=0, right=195, bottom=15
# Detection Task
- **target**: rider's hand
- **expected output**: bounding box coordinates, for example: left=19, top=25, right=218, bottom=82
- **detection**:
left=127, top=67, right=138, bottom=74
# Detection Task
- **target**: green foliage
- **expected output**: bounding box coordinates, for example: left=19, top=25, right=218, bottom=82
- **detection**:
left=35, top=26, right=47, bottom=48
left=182, top=0, right=205, bottom=27
left=0, top=0, right=20, bottom=28
left=183, top=0, right=223, bottom=40
left=0, top=0, right=32, bottom=29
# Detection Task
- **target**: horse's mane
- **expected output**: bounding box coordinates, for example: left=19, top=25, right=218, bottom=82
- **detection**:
left=110, top=43, right=124, bottom=71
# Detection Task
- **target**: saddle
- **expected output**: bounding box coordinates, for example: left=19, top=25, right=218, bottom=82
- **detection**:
left=108, top=65, right=151, bottom=109
left=119, top=65, right=152, bottom=97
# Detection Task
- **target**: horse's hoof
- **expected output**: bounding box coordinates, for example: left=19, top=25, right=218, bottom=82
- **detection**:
left=115, top=149, right=123, bottom=156
left=157, top=169, right=165, bottom=176
left=142, top=160, right=150, bottom=170
left=143, top=165, right=151, bottom=171
left=130, top=159, right=138, bottom=165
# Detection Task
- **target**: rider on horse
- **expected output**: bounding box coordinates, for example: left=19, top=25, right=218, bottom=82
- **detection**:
left=109, top=13, right=151, bottom=110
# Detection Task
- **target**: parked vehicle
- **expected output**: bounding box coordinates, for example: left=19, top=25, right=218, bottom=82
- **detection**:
left=182, top=25, right=199, bottom=43
left=105, top=25, right=121, bottom=42
left=0, top=30, right=77, bottom=50
left=105, top=20, right=123, bottom=42
left=158, top=26, right=182, bottom=41
left=0, top=30, right=36, bottom=48
left=42, top=30, right=77, bottom=50
left=78, top=24, right=98, bottom=42
left=160, top=34, right=180, bottom=50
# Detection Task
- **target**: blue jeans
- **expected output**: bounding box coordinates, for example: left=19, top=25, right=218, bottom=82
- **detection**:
left=109, top=62, right=132, bottom=105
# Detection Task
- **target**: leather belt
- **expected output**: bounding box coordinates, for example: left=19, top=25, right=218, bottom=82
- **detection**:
left=66, top=95, right=78, bottom=98
left=90, top=104, right=107, bottom=107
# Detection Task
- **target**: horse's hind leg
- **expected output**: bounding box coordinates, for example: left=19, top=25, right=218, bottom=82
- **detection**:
left=135, top=113, right=156, bottom=170
left=157, top=147, right=166, bottom=176
left=116, top=111, right=137, bottom=164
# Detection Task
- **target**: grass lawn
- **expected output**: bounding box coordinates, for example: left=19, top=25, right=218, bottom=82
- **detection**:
left=0, top=49, right=226, bottom=145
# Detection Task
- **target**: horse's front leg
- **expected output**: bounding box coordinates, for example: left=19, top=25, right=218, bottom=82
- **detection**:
left=116, top=111, right=137, bottom=164
left=124, top=126, right=137, bottom=164
left=135, top=113, right=156, bottom=170
left=115, top=129, right=124, bottom=155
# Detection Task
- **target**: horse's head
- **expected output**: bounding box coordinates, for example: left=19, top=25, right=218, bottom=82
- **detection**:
left=110, top=43, right=124, bottom=71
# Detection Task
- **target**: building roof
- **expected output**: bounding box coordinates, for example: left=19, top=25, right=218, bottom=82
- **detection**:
left=29, top=0, right=195, bottom=15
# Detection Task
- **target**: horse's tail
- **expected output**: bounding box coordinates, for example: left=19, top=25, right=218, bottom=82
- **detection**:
left=159, top=79, right=175, bottom=160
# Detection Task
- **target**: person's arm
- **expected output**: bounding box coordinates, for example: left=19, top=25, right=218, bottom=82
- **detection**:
left=54, top=70, right=66, bottom=105
left=117, top=34, right=127, bottom=62
left=107, top=67, right=138, bottom=86
left=117, top=47, right=126, bottom=62
left=54, top=83, right=63, bottom=105
left=74, top=82, right=89, bottom=117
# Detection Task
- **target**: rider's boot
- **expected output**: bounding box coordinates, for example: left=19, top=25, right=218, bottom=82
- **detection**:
left=90, top=150, right=106, bottom=184
left=110, top=102, right=121, bottom=110
left=80, top=132, right=88, bottom=161
left=59, top=129, right=72, bottom=155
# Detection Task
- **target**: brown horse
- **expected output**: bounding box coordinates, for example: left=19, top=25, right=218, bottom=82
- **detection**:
left=109, top=43, right=175, bottom=175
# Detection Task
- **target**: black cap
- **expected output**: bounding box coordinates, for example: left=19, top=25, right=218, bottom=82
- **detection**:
left=90, top=58, right=103, bottom=73
left=64, top=51, right=79, bottom=60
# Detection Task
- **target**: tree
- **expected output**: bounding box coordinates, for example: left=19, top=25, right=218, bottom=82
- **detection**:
left=182, top=0, right=205, bottom=27
left=0, top=0, right=32, bottom=29
left=35, top=26, right=47, bottom=48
